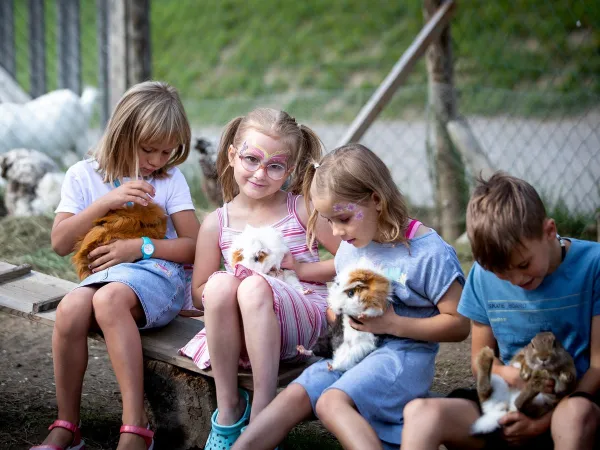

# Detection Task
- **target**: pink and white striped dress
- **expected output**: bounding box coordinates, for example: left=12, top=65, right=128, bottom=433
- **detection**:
left=179, top=193, right=329, bottom=369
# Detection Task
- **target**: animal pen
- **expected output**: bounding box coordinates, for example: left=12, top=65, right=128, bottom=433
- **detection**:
left=0, top=1, right=599, bottom=448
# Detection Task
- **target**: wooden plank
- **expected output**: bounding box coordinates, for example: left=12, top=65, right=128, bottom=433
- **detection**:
left=0, top=262, right=318, bottom=388
left=28, top=0, right=46, bottom=97
left=0, top=0, right=15, bottom=78
left=57, top=0, right=81, bottom=93
left=0, top=263, right=32, bottom=283
left=337, top=0, right=456, bottom=147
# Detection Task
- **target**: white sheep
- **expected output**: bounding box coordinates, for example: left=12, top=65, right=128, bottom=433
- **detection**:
left=0, top=148, right=65, bottom=216
left=0, top=87, right=98, bottom=163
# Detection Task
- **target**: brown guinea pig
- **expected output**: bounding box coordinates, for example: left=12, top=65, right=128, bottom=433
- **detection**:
left=72, top=202, right=167, bottom=280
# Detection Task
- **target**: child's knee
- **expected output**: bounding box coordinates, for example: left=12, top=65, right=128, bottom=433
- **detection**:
left=92, top=284, right=136, bottom=326
left=237, top=275, right=272, bottom=309
left=315, top=389, right=352, bottom=419
left=55, top=290, right=92, bottom=334
left=404, top=398, right=445, bottom=425
left=552, top=396, right=599, bottom=434
left=203, top=273, right=239, bottom=311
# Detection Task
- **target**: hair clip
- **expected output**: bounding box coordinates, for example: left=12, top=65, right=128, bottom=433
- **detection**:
left=313, top=162, right=320, bottom=169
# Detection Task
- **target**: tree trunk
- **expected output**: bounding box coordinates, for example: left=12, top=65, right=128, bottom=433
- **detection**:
left=144, top=359, right=217, bottom=450
left=423, top=0, right=466, bottom=241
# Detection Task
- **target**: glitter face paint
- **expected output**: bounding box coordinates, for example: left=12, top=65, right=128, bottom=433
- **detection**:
left=332, top=203, right=364, bottom=220
left=240, top=140, right=290, bottom=166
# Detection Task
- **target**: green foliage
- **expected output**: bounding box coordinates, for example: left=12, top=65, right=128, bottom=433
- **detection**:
left=0, top=215, right=78, bottom=282
left=10, top=0, right=600, bottom=124
left=548, top=199, right=597, bottom=240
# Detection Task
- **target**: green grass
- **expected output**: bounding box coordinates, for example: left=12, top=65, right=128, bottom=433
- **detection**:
left=9, top=0, right=600, bottom=124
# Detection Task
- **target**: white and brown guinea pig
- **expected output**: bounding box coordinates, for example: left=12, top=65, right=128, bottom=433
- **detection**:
left=326, top=258, right=392, bottom=372
left=230, top=224, right=304, bottom=294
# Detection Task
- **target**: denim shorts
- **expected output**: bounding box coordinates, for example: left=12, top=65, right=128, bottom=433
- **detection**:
left=77, top=258, right=185, bottom=329
left=293, top=339, right=437, bottom=448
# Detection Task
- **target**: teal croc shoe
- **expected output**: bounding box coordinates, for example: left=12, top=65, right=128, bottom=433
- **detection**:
left=205, top=389, right=251, bottom=450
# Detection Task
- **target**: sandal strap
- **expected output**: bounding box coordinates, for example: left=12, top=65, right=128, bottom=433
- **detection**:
left=48, top=420, right=79, bottom=434
left=120, top=425, right=154, bottom=448
left=29, top=446, right=65, bottom=450
left=45, top=420, right=82, bottom=447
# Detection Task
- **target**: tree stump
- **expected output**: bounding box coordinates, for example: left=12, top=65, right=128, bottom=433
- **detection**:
left=144, top=359, right=217, bottom=450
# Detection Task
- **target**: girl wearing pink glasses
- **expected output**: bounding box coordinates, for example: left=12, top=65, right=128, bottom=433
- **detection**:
left=179, top=108, right=340, bottom=449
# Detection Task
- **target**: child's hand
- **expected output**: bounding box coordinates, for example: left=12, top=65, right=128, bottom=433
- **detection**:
left=88, top=239, right=142, bottom=273
left=500, top=366, right=555, bottom=393
left=500, top=365, right=526, bottom=390
left=499, top=411, right=548, bottom=446
left=349, top=304, right=396, bottom=335
left=326, top=307, right=337, bottom=325
left=101, top=180, right=155, bottom=210
left=281, top=251, right=299, bottom=274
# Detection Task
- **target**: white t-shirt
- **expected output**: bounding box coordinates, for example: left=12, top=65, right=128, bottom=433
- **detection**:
left=55, top=158, right=195, bottom=239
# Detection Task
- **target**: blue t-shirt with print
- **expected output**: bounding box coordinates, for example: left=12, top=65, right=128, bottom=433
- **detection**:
left=334, top=230, right=465, bottom=351
left=458, top=238, right=600, bottom=378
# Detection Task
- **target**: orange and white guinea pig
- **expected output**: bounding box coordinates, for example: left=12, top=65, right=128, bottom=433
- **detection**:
left=230, top=224, right=305, bottom=295
left=72, top=202, right=167, bottom=280
left=326, top=258, right=392, bottom=372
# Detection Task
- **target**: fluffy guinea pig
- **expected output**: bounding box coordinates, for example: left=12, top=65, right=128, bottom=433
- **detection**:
left=72, top=202, right=167, bottom=280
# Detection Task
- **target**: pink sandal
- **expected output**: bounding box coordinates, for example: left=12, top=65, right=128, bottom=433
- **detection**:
left=120, top=424, right=155, bottom=450
left=29, top=420, right=85, bottom=450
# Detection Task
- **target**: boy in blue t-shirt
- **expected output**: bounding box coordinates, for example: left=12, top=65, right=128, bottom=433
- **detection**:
left=401, top=172, right=599, bottom=450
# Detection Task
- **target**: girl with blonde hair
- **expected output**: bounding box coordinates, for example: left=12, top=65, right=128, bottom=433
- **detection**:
left=31, top=81, right=200, bottom=450
left=179, top=108, right=340, bottom=449
left=234, top=143, right=469, bottom=450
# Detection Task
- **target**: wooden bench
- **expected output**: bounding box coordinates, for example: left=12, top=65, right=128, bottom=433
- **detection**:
left=0, top=261, right=319, bottom=449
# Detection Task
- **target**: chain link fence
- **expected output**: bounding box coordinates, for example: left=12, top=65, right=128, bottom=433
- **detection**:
left=0, top=0, right=598, bottom=235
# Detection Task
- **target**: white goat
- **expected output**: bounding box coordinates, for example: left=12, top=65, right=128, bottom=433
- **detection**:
left=0, top=87, right=98, bottom=163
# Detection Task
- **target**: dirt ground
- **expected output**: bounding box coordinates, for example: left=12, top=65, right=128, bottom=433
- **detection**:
left=0, top=313, right=474, bottom=449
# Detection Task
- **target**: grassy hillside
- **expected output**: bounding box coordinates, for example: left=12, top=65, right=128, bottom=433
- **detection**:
left=10, top=0, right=600, bottom=122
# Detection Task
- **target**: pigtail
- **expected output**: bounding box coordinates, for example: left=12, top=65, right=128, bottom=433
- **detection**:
left=287, top=124, right=323, bottom=195
left=216, top=116, right=244, bottom=203
left=302, top=159, right=321, bottom=252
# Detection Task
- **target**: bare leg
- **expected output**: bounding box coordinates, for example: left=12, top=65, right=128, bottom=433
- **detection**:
left=92, top=282, right=148, bottom=450
left=203, top=274, right=247, bottom=425
left=237, top=276, right=280, bottom=419
left=41, top=288, right=96, bottom=448
left=316, top=389, right=383, bottom=450
left=551, top=396, right=600, bottom=450
left=402, top=398, right=486, bottom=450
left=232, top=383, right=314, bottom=450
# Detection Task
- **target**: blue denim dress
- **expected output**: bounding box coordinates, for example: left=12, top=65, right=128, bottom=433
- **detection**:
left=77, top=258, right=185, bottom=329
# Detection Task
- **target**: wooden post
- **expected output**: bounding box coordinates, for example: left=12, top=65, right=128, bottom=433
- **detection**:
left=0, top=0, right=16, bottom=78
left=144, top=360, right=216, bottom=450
left=29, top=0, right=46, bottom=97
left=338, top=0, right=455, bottom=147
left=97, top=0, right=110, bottom=125
left=57, top=0, right=81, bottom=94
left=108, top=0, right=151, bottom=111
left=446, top=118, right=495, bottom=180
left=423, top=0, right=466, bottom=241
